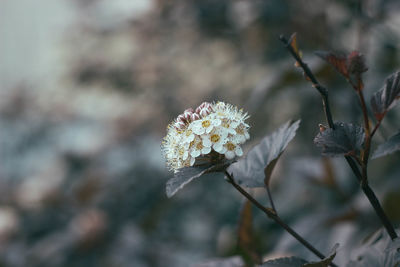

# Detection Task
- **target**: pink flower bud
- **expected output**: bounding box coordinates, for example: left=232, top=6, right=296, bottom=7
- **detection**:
left=196, top=102, right=211, bottom=114
left=183, top=112, right=192, bottom=122
left=191, top=113, right=200, bottom=121
left=200, top=108, right=210, bottom=117
left=174, top=121, right=185, bottom=130
left=184, top=108, right=194, bottom=114
left=177, top=114, right=186, bottom=123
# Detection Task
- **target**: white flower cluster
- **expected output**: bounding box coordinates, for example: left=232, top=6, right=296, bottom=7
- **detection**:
left=162, top=101, right=250, bottom=172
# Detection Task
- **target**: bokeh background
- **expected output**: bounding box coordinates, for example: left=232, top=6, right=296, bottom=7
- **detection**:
left=1, top=0, right=400, bottom=266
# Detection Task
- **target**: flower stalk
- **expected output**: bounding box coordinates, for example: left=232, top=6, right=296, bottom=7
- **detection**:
left=279, top=34, right=398, bottom=240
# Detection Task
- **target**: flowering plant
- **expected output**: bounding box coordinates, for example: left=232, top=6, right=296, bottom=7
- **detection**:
left=161, top=33, right=400, bottom=267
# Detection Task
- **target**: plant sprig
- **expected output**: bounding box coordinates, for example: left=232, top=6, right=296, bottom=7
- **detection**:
left=279, top=33, right=398, bottom=240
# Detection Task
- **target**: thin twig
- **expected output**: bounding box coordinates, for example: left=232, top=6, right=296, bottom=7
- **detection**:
left=225, top=171, right=338, bottom=267
left=279, top=35, right=334, bottom=129
left=265, top=185, right=277, bottom=213
left=280, top=34, right=398, bottom=240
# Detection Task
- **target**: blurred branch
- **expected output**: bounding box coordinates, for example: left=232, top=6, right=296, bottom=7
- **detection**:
left=279, top=33, right=398, bottom=240
left=225, top=171, right=338, bottom=267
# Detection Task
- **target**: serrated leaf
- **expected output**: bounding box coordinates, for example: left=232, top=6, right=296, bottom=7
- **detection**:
left=227, top=120, right=300, bottom=188
left=346, top=229, right=400, bottom=267
left=315, top=51, right=349, bottom=77
left=347, top=51, right=368, bottom=76
left=193, top=256, right=244, bottom=267
left=314, top=122, right=365, bottom=157
left=371, top=71, right=400, bottom=120
left=165, top=161, right=230, bottom=198
left=315, top=50, right=367, bottom=82
left=303, top=243, right=338, bottom=267
left=372, top=131, right=400, bottom=159
left=260, top=256, right=308, bottom=267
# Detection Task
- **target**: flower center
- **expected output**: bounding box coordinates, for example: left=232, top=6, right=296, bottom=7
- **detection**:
left=202, top=120, right=211, bottom=128
left=210, top=134, right=220, bottom=143
left=186, top=129, right=192, bottom=136
left=226, top=142, right=235, bottom=151
left=222, top=122, right=230, bottom=128
left=196, top=142, right=203, bottom=150
left=236, top=125, right=244, bottom=134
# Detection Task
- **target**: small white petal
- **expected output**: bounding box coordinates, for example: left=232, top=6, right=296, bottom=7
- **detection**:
left=183, top=151, right=188, bottom=160
left=202, top=137, right=212, bottom=147
left=235, top=146, right=243, bottom=156
left=190, top=150, right=201, bottom=158
left=202, top=147, right=211, bottom=154
left=228, top=128, right=236, bottom=135
left=231, top=121, right=239, bottom=128
left=214, top=143, right=224, bottom=153
left=213, top=119, right=221, bottom=126
left=205, top=126, right=213, bottom=134
left=190, top=157, right=195, bottom=166
left=225, top=151, right=235, bottom=159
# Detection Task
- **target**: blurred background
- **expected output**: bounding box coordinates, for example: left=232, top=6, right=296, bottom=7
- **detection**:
left=1, top=0, right=400, bottom=266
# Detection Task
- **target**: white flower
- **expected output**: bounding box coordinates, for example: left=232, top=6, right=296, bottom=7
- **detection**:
left=233, top=122, right=250, bottom=144
left=222, top=141, right=243, bottom=160
left=182, top=128, right=195, bottom=143
left=203, top=127, right=228, bottom=153
left=220, top=118, right=238, bottom=135
left=191, top=117, right=221, bottom=135
left=162, top=101, right=250, bottom=172
left=189, top=136, right=212, bottom=158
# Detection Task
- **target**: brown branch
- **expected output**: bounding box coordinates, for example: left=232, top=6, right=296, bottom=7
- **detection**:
left=225, top=171, right=339, bottom=267
left=280, top=34, right=398, bottom=240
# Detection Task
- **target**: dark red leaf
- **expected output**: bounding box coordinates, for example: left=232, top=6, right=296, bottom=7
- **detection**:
left=314, top=122, right=365, bottom=157
left=315, top=51, right=349, bottom=77
left=370, top=71, right=400, bottom=120
left=347, top=51, right=368, bottom=75
left=315, top=50, right=368, bottom=83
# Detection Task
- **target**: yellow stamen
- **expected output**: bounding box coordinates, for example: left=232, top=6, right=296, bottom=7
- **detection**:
left=211, top=134, right=220, bottom=143
left=202, top=120, right=211, bottom=128
left=226, top=142, right=235, bottom=151
left=196, top=142, right=203, bottom=150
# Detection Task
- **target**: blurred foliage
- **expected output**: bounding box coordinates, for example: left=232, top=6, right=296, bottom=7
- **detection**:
left=1, top=0, right=400, bottom=266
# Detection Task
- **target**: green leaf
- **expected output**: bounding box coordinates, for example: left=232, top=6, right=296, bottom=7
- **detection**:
left=372, top=131, right=400, bottom=159
left=165, top=161, right=230, bottom=198
left=227, top=120, right=300, bottom=188
left=260, top=256, right=308, bottom=267
left=303, top=243, right=338, bottom=267
left=371, top=71, right=400, bottom=120
left=314, top=122, right=364, bottom=157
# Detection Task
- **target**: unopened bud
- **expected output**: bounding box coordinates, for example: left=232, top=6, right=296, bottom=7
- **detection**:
left=184, top=108, right=194, bottom=114
left=177, top=114, right=186, bottom=123
left=196, top=102, right=211, bottom=114
left=200, top=108, right=210, bottom=117
left=183, top=111, right=193, bottom=122
left=174, top=121, right=185, bottom=130
left=191, top=113, right=200, bottom=121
